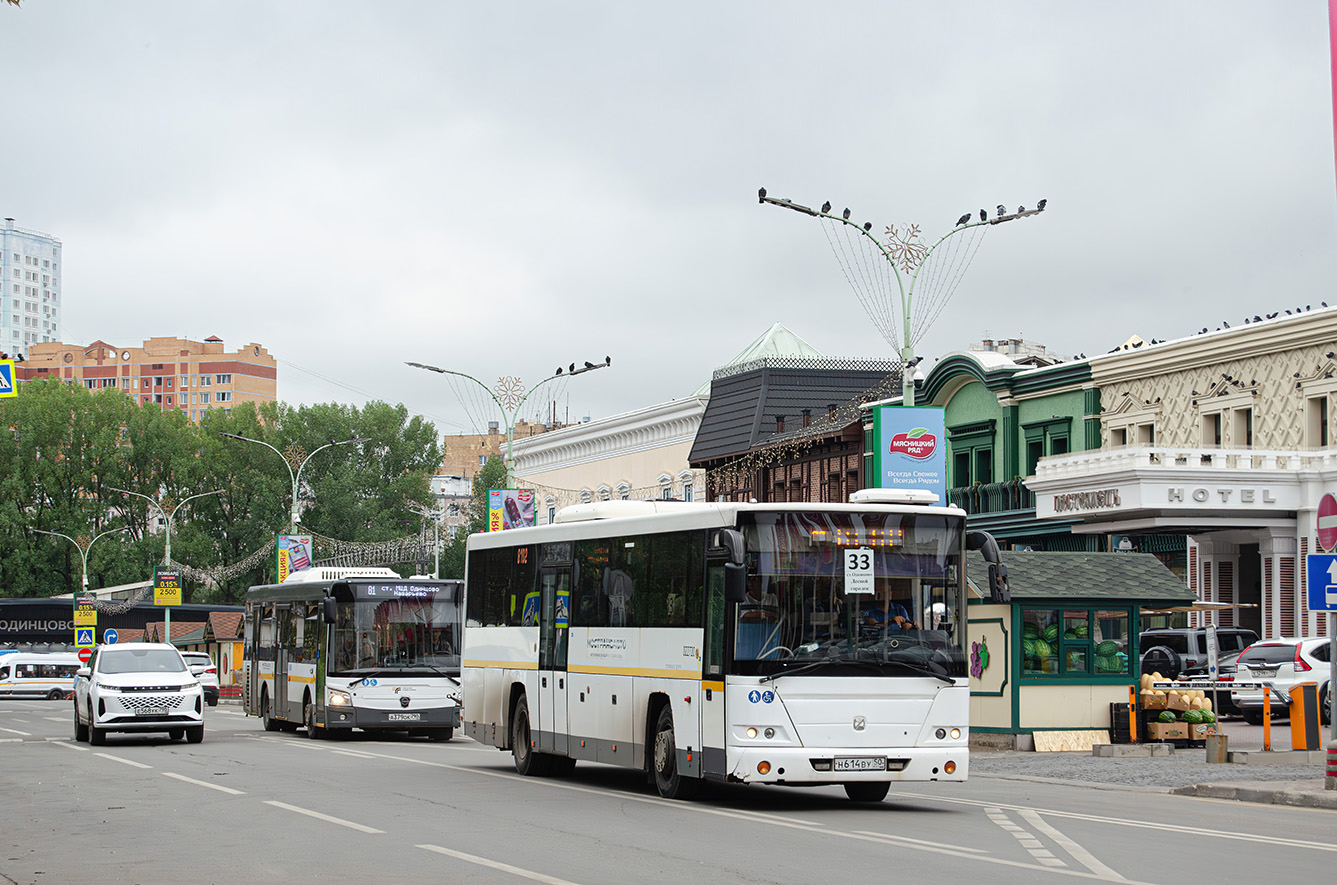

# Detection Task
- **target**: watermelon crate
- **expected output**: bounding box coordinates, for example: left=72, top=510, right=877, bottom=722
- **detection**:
left=1187, top=722, right=1220, bottom=740
left=1147, top=721, right=1190, bottom=741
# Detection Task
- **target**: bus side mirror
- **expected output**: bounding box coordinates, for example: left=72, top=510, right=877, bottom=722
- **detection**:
left=724, top=562, right=747, bottom=603
left=987, top=563, right=1011, bottom=604
left=322, top=596, right=337, bottom=624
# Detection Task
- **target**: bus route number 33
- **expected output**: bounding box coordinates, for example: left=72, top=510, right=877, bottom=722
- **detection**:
left=844, top=547, right=874, bottom=595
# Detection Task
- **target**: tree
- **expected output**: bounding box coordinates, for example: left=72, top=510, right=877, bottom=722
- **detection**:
left=437, top=455, right=507, bottom=579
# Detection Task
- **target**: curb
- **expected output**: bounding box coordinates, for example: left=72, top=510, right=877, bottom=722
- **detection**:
left=1169, top=782, right=1337, bottom=810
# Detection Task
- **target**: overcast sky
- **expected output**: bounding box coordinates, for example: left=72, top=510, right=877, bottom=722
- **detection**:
left=3, top=2, right=1334, bottom=435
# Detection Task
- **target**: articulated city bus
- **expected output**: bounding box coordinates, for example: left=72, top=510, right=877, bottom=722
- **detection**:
left=462, top=489, right=1009, bottom=801
left=0, top=652, right=80, bottom=700
left=243, top=568, right=463, bottom=740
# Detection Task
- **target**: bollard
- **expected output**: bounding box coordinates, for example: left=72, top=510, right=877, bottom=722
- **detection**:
left=1327, top=739, right=1336, bottom=791
left=1263, top=691, right=1272, bottom=752
left=1204, top=733, right=1228, bottom=763
left=1289, top=683, right=1321, bottom=751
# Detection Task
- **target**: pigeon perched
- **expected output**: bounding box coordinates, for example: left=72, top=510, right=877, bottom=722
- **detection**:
left=585, top=361, right=595, bottom=369
left=996, top=204, right=1006, bottom=217
left=570, top=363, right=576, bottom=374
left=842, top=208, right=851, bottom=220
left=863, top=221, right=872, bottom=232
left=821, top=201, right=832, bottom=214
left=1017, top=206, right=1025, bottom=214
left=1037, top=199, right=1047, bottom=210
left=979, top=209, right=987, bottom=222
left=956, top=213, right=971, bottom=227
left=555, top=367, right=563, bottom=375
left=604, top=356, right=611, bottom=365
left=758, top=187, right=767, bottom=202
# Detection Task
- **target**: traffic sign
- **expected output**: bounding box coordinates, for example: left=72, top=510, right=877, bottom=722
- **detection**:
left=74, top=627, right=95, bottom=647
left=77, top=648, right=92, bottom=665
left=1319, top=493, right=1337, bottom=551
left=0, top=359, right=15, bottom=399
left=103, top=628, right=118, bottom=644
left=1305, top=553, right=1337, bottom=611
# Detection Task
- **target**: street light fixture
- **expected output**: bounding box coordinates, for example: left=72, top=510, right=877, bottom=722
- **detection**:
left=105, top=486, right=224, bottom=566
left=219, top=433, right=369, bottom=531
left=406, top=357, right=611, bottom=487
left=759, top=189, right=1046, bottom=406
left=30, top=525, right=129, bottom=595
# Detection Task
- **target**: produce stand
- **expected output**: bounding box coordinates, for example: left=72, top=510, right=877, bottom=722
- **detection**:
left=1140, top=678, right=1287, bottom=746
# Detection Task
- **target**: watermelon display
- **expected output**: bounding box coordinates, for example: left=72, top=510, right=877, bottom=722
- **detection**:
left=1199, top=710, right=1216, bottom=723
left=1064, top=629, right=1077, bottom=640
left=1023, top=623, right=1040, bottom=640
left=1074, top=624, right=1089, bottom=639
left=1022, top=639, right=1036, bottom=656
left=1042, top=625, right=1059, bottom=643
left=1032, top=639, right=1053, bottom=658
left=1095, top=654, right=1119, bottom=672
left=1095, top=640, right=1119, bottom=657
left=1183, top=709, right=1204, bottom=724
left=1157, top=710, right=1177, bottom=723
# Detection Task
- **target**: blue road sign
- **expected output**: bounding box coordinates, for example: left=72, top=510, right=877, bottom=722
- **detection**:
left=103, top=628, right=118, bottom=644
left=0, top=359, right=15, bottom=399
left=75, top=627, right=95, bottom=646
left=1304, top=553, right=1337, bottom=611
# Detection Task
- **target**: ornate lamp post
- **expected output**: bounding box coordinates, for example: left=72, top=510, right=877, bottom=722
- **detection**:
left=406, top=358, right=610, bottom=487
left=220, top=433, right=369, bottom=531
left=759, top=191, right=1046, bottom=406
left=31, top=526, right=129, bottom=594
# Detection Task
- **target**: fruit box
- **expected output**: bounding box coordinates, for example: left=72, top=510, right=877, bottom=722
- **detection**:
left=1141, top=695, right=1167, bottom=711
left=1146, top=721, right=1190, bottom=741
left=1165, top=694, right=1191, bottom=712
left=1186, top=722, right=1220, bottom=739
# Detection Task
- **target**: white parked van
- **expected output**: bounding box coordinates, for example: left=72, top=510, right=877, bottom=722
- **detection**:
left=0, top=653, right=81, bottom=700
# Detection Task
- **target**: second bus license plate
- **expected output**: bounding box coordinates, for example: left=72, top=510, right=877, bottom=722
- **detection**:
left=833, top=756, right=886, bottom=772
left=387, top=712, right=421, bottom=722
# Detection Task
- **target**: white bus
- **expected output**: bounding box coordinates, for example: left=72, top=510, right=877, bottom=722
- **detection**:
left=462, top=489, right=1010, bottom=801
left=243, top=568, right=463, bottom=740
left=0, top=652, right=81, bottom=700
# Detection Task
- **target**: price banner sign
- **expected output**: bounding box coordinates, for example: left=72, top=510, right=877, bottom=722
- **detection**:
left=154, top=565, right=182, bottom=606
left=74, top=593, right=98, bottom=627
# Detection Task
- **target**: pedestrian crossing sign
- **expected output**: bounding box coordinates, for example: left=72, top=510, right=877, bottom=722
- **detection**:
left=75, top=627, right=95, bottom=647
left=0, top=360, right=15, bottom=399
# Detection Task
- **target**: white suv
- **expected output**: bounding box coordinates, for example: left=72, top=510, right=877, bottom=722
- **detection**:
left=74, top=643, right=205, bottom=745
left=181, top=651, right=220, bottom=706
left=1230, top=637, right=1332, bottom=726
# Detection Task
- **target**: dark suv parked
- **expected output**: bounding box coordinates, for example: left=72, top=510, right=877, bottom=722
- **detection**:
left=1138, top=627, right=1259, bottom=680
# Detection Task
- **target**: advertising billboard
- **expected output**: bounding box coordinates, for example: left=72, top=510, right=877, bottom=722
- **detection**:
left=276, top=534, right=314, bottom=583
left=488, top=489, right=535, bottom=531
left=871, top=405, right=947, bottom=504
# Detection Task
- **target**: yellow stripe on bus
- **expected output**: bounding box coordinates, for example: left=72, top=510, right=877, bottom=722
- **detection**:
left=461, top=660, right=540, bottom=671
left=702, top=680, right=724, bottom=692
left=288, top=675, right=316, bottom=684
left=567, top=664, right=702, bottom=680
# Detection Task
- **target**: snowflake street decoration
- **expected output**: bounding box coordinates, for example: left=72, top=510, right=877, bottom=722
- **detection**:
left=494, top=376, right=526, bottom=411
left=283, top=444, right=307, bottom=472
left=883, top=223, right=927, bottom=275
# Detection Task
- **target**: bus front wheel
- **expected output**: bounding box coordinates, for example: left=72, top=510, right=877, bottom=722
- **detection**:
left=511, top=696, right=551, bottom=777
left=652, top=705, right=699, bottom=800
left=304, top=699, right=324, bottom=740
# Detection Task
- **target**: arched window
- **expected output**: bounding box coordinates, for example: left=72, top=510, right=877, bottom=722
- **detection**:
left=678, top=470, right=696, bottom=503
left=657, top=474, right=673, bottom=500
left=615, top=481, right=631, bottom=501
left=543, top=495, right=557, bottom=525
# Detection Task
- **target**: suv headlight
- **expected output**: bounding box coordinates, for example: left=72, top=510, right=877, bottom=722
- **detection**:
left=329, top=689, right=352, bottom=706
left=94, top=683, right=120, bottom=692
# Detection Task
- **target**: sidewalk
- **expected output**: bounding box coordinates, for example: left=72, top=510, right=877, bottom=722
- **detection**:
left=968, top=745, right=1337, bottom=810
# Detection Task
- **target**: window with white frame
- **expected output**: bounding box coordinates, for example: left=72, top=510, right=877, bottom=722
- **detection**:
left=579, top=489, right=593, bottom=504
left=658, top=474, right=673, bottom=500
left=598, top=486, right=612, bottom=502
left=678, top=471, right=695, bottom=503
left=616, top=482, right=631, bottom=501
left=1200, top=391, right=1256, bottom=449
left=215, top=392, right=232, bottom=402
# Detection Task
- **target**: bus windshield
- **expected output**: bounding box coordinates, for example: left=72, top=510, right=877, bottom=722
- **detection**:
left=329, top=582, right=461, bottom=676
left=734, top=510, right=967, bottom=679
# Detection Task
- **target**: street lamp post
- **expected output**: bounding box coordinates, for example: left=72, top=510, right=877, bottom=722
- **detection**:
left=105, top=487, right=224, bottom=644
left=760, top=192, right=1046, bottom=406
left=220, top=433, right=369, bottom=531
left=406, top=358, right=610, bottom=488
left=31, top=525, right=128, bottom=650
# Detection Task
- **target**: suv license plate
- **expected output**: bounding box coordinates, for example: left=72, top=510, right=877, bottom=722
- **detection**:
left=387, top=712, right=420, bottom=722
left=1250, top=668, right=1276, bottom=678
left=834, top=756, right=886, bottom=772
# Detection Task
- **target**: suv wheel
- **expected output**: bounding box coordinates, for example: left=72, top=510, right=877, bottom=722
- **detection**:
left=1140, top=645, right=1180, bottom=680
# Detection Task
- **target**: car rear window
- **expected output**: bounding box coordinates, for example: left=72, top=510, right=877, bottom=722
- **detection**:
left=1237, top=644, right=1295, bottom=666
left=1142, top=634, right=1189, bottom=654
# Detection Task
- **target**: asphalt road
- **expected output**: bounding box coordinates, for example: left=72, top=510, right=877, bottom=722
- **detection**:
left=2, top=700, right=1333, bottom=884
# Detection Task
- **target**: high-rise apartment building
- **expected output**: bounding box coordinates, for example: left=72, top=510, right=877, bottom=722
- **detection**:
left=14, top=335, right=276, bottom=422
left=0, top=217, right=62, bottom=357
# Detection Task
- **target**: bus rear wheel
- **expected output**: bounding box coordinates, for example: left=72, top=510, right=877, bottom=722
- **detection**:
left=844, top=781, right=890, bottom=803
left=652, top=705, right=699, bottom=800
left=304, top=699, right=324, bottom=740
left=261, top=690, right=281, bottom=732
left=511, top=696, right=551, bottom=777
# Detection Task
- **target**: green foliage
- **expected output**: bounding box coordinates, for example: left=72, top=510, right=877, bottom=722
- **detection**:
left=0, top=383, right=443, bottom=602
left=436, top=454, right=507, bottom=579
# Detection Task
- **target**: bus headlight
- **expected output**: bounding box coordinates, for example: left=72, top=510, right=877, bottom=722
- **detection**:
left=328, top=689, right=352, bottom=706
left=950, top=728, right=961, bottom=740
left=746, top=727, right=758, bottom=739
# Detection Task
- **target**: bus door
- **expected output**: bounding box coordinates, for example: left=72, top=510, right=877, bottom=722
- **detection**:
left=700, top=558, right=730, bottom=779
left=537, top=564, right=571, bottom=755
left=274, top=604, right=291, bottom=720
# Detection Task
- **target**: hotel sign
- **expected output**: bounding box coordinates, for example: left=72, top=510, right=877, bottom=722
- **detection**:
left=1036, top=480, right=1297, bottom=520
left=1052, top=488, right=1122, bottom=513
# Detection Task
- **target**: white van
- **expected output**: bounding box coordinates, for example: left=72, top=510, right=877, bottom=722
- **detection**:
left=0, top=653, right=82, bottom=700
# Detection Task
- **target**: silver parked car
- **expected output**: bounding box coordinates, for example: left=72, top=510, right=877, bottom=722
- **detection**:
left=181, top=651, right=220, bottom=706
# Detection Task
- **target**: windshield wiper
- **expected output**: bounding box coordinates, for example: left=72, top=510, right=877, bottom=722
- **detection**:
left=880, top=657, right=957, bottom=685
left=759, top=657, right=887, bottom=682
left=345, top=666, right=459, bottom=687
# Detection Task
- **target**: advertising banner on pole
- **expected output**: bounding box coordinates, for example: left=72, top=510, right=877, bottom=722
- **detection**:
left=276, top=534, right=314, bottom=583
left=488, top=489, right=535, bottom=531
left=153, top=566, right=182, bottom=606
left=871, top=405, right=947, bottom=504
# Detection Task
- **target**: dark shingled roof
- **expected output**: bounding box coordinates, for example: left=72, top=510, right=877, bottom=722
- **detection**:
left=688, top=359, right=900, bottom=464
left=966, top=550, right=1194, bottom=606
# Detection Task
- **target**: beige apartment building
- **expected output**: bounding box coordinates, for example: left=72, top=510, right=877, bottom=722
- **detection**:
left=15, top=335, right=276, bottom=421
left=439, top=419, right=549, bottom=481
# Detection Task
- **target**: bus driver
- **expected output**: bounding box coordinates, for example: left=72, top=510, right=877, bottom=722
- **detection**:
left=860, top=581, right=919, bottom=631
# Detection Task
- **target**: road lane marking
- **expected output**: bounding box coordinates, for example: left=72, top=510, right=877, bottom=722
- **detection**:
left=1020, top=809, right=1125, bottom=880
left=49, top=740, right=88, bottom=752
left=986, top=807, right=1068, bottom=870
left=0, top=738, right=21, bottom=743
left=44, top=717, right=67, bottom=722
left=331, top=749, right=379, bottom=759
left=11, top=718, right=31, bottom=723
left=163, top=772, right=246, bottom=795
left=903, top=792, right=1337, bottom=853
left=418, top=845, right=581, bottom=885
left=853, top=831, right=989, bottom=853
left=0, top=727, right=32, bottom=736
left=263, top=800, right=384, bottom=833
left=95, top=753, right=152, bottom=769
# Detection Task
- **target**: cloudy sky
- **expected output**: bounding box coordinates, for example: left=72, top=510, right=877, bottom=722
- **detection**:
left=3, top=2, right=1334, bottom=434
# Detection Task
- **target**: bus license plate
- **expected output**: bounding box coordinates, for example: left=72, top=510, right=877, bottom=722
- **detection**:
left=834, top=756, right=886, bottom=772
left=387, top=712, right=421, bottom=722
